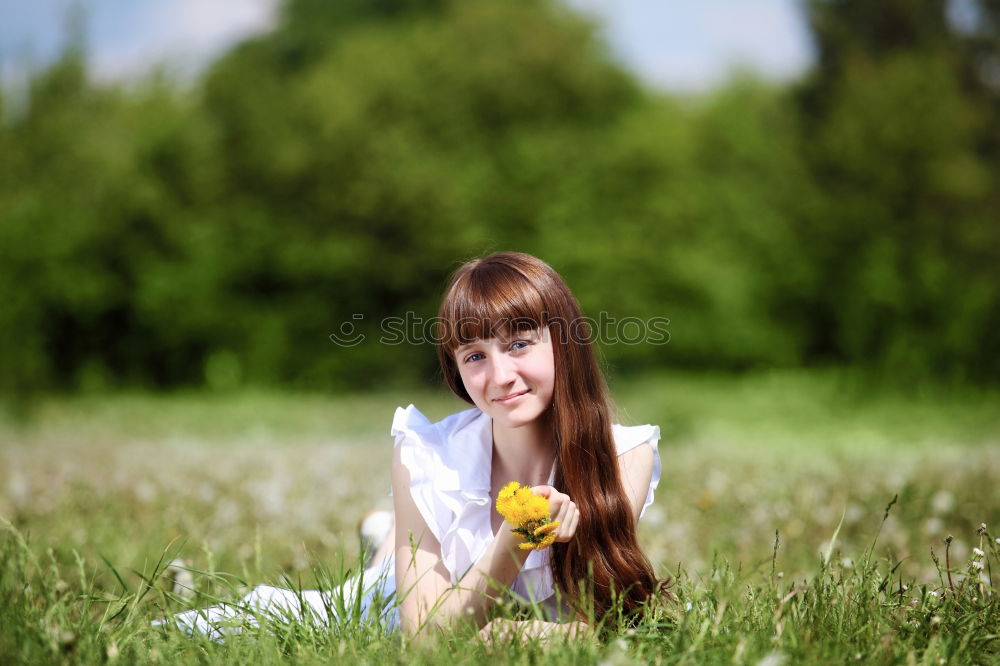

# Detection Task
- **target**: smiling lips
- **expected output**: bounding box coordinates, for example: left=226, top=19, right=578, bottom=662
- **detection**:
left=493, top=389, right=529, bottom=403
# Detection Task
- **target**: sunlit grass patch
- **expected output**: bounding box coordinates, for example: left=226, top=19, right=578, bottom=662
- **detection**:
left=1, top=373, right=998, bottom=663
left=2, top=511, right=996, bottom=664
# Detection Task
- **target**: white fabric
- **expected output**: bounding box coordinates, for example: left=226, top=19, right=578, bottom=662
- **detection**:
left=391, top=404, right=662, bottom=618
left=158, top=405, right=661, bottom=635
left=154, top=557, right=397, bottom=639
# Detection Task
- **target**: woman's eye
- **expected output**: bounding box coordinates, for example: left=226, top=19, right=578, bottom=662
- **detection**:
left=465, top=352, right=485, bottom=363
left=510, top=340, right=529, bottom=351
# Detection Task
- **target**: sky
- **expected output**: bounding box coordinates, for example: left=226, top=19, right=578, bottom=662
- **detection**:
left=0, top=0, right=815, bottom=92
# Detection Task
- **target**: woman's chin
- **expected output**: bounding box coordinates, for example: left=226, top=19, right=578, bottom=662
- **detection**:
left=489, top=404, right=548, bottom=429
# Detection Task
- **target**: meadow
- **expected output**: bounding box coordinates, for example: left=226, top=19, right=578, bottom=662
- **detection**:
left=2, top=370, right=998, bottom=664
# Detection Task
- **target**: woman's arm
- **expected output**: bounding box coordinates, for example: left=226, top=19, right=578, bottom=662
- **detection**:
left=391, top=445, right=532, bottom=637
left=617, top=440, right=655, bottom=525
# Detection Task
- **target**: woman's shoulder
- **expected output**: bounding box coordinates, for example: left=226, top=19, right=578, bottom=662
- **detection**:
left=611, top=422, right=661, bottom=455
left=390, top=403, right=493, bottom=494
left=390, top=404, right=485, bottom=448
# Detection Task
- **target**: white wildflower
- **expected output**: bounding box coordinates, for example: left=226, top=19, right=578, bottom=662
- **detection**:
left=930, top=490, right=955, bottom=514
left=164, top=559, right=195, bottom=600
left=922, top=517, right=943, bottom=536
left=756, top=651, right=786, bottom=666
left=972, top=547, right=984, bottom=558
left=971, top=560, right=984, bottom=570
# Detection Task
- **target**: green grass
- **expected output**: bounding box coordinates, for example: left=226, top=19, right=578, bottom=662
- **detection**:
left=1, top=370, right=998, bottom=664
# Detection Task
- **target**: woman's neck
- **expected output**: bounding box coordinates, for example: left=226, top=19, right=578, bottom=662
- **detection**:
left=490, top=417, right=555, bottom=483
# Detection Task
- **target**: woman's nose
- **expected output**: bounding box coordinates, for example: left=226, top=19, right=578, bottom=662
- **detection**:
left=488, top=353, right=516, bottom=384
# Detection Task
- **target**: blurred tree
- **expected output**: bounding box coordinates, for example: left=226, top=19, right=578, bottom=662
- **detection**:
left=798, top=0, right=1000, bottom=381
left=189, top=0, right=645, bottom=388
left=3, top=0, right=998, bottom=400
left=0, top=50, right=228, bottom=398
left=535, top=80, right=817, bottom=373
left=951, top=1, right=1000, bottom=174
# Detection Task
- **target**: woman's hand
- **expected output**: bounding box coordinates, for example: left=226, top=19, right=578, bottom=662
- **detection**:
left=478, top=618, right=517, bottom=644
left=530, top=485, right=579, bottom=544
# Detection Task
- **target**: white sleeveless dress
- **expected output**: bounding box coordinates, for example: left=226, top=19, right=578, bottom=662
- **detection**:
left=160, top=405, right=662, bottom=638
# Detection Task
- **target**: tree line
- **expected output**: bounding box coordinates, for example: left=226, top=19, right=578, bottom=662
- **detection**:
left=1, top=0, right=997, bottom=399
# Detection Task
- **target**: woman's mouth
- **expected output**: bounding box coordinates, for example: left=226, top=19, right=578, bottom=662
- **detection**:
left=493, top=390, right=529, bottom=404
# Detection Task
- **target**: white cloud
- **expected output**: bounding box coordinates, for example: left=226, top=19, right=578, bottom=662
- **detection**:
left=703, top=3, right=813, bottom=76
left=562, top=0, right=814, bottom=92
left=89, top=0, right=280, bottom=81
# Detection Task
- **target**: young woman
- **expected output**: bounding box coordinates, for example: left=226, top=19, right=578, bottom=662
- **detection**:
left=390, top=251, right=668, bottom=640
left=159, top=251, right=667, bottom=640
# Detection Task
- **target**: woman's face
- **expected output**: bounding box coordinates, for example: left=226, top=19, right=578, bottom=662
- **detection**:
left=454, top=327, right=555, bottom=430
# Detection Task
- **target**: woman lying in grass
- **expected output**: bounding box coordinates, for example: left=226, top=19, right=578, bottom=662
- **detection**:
left=160, top=251, right=670, bottom=642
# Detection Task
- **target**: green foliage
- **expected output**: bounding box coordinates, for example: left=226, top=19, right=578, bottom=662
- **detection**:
left=540, top=81, right=818, bottom=371
left=0, top=54, right=228, bottom=399
left=798, top=0, right=1000, bottom=382
left=0, top=0, right=998, bottom=395
left=805, top=53, right=999, bottom=379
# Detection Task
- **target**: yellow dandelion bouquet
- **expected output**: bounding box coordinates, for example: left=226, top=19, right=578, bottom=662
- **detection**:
left=495, top=481, right=561, bottom=551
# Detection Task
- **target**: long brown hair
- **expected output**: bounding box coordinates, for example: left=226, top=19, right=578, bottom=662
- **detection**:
left=435, top=251, right=670, bottom=620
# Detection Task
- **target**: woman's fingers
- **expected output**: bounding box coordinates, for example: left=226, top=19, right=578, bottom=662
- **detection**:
left=554, top=501, right=578, bottom=542
left=552, top=496, right=570, bottom=524
left=565, top=504, right=579, bottom=538
left=533, top=485, right=567, bottom=519
left=529, top=485, right=578, bottom=542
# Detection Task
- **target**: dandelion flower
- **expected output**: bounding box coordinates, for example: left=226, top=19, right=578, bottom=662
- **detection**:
left=495, top=481, right=559, bottom=551
left=498, top=481, right=520, bottom=500
left=533, top=521, right=560, bottom=537
left=536, top=533, right=557, bottom=550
